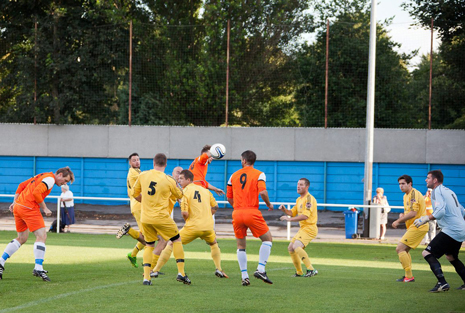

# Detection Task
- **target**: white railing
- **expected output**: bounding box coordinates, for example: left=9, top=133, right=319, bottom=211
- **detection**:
left=0, top=194, right=403, bottom=239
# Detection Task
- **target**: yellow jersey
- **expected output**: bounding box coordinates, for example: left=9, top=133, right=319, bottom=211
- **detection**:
left=127, top=167, right=141, bottom=213
left=132, top=169, right=183, bottom=224
left=403, top=188, right=427, bottom=229
left=168, top=194, right=178, bottom=214
left=181, top=184, right=218, bottom=231
left=291, top=192, right=318, bottom=231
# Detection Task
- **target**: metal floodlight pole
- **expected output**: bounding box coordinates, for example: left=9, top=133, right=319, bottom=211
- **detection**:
left=428, top=18, right=434, bottom=130
left=325, top=19, right=329, bottom=129
left=225, top=19, right=230, bottom=127
left=34, top=19, right=38, bottom=125
left=363, top=0, right=377, bottom=238
left=129, top=20, right=133, bottom=127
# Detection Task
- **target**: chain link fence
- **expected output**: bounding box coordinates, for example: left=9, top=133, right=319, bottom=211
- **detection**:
left=0, top=19, right=463, bottom=128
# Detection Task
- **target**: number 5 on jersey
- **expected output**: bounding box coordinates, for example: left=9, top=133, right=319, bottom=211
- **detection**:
left=148, top=181, right=157, bottom=195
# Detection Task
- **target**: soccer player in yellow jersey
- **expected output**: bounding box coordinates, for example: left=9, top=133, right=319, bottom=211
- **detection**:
left=151, top=170, right=228, bottom=279
left=132, top=153, right=190, bottom=286
left=392, top=174, right=429, bottom=283
left=116, top=153, right=146, bottom=268
left=279, top=178, right=318, bottom=277
left=118, top=160, right=183, bottom=268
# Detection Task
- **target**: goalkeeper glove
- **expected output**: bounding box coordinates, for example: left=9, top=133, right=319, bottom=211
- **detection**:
left=414, top=215, right=429, bottom=227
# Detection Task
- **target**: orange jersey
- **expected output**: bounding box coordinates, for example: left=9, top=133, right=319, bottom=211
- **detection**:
left=189, top=153, right=210, bottom=188
left=425, top=195, right=433, bottom=215
left=15, top=172, right=55, bottom=211
left=227, top=166, right=267, bottom=210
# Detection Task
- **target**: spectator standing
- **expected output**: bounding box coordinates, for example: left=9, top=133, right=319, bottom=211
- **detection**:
left=60, top=184, right=75, bottom=233
left=373, top=187, right=390, bottom=240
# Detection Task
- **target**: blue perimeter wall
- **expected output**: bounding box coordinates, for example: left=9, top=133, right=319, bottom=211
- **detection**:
left=1, top=156, right=464, bottom=213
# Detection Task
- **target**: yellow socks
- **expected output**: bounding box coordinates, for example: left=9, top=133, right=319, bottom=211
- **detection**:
left=143, top=246, right=154, bottom=281
left=131, top=241, right=145, bottom=258
left=289, top=251, right=303, bottom=275
left=151, top=254, right=160, bottom=271
left=153, top=244, right=173, bottom=272
left=128, top=228, right=140, bottom=240
left=173, top=241, right=185, bottom=276
left=398, top=251, right=413, bottom=278
left=210, top=243, right=222, bottom=271
left=295, top=247, right=314, bottom=271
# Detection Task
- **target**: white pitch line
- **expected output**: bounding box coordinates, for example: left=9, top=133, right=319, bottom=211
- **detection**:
left=0, top=280, right=140, bottom=313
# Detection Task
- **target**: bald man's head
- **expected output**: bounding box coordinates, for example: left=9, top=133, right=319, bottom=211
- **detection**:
left=172, top=166, right=183, bottom=181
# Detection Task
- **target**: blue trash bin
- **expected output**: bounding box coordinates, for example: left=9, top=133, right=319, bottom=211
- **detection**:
left=343, top=210, right=359, bottom=239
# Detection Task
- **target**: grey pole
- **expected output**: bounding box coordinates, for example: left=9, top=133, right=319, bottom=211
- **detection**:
left=363, top=0, right=379, bottom=239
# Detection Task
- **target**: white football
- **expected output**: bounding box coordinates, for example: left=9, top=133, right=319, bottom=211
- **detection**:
left=210, top=143, right=226, bottom=159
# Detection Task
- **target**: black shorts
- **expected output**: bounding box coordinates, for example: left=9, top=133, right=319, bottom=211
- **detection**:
left=425, top=231, right=463, bottom=259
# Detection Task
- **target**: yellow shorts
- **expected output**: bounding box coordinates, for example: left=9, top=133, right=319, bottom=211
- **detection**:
left=141, top=218, right=179, bottom=242
left=400, top=224, right=428, bottom=249
left=132, top=209, right=142, bottom=231
left=291, top=227, right=317, bottom=247
left=180, top=227, right=216, bottom=245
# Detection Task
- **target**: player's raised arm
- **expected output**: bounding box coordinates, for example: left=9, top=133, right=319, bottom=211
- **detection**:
left=209, top=184, right=225, bottom=196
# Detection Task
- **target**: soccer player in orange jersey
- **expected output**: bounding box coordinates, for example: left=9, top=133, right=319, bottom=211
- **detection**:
left=0, top=167, right=75, bottom=281
left=189, top=145, right=225, bottom=196
left=227, top=150, right=274, bottom=286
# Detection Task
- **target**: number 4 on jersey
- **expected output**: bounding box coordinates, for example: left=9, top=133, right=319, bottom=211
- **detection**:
left=194, top=190, right=202, bottom=202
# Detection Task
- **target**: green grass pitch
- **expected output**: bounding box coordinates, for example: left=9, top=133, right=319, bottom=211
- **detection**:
left=0, top=231, right=464, bottom=313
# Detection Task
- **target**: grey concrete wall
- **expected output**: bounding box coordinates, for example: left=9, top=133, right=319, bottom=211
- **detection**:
left=0, top=124, right=464, bottom=164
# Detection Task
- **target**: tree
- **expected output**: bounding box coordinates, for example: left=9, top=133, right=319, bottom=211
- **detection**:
left=293, top=0, right=414, bottom=128
left=410, top=52, right=465, bottom=129
left=403, top=0, right=465, bottom=129
left=201, top=0, right=315, bottom=126
left=126, top=0, right=315, bottom=126
left=0, top=1, right=148, bottom=124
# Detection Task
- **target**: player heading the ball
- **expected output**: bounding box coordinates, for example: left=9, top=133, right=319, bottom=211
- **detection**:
left=189, top=144, right=225, bottom=196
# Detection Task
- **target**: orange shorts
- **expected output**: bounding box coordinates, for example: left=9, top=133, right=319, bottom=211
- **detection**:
left=13, top=205, right=45, bottom=233
left=232, top=209, right=269, bottom=239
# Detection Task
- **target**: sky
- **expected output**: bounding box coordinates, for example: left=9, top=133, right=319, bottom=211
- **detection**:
left=377, top=0, right=440, bottom=67
left=299, top=0, right=441, bottom=69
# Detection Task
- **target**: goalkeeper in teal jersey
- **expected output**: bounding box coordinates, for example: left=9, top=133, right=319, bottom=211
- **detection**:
left=414, top=170, right=465, bottom=293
